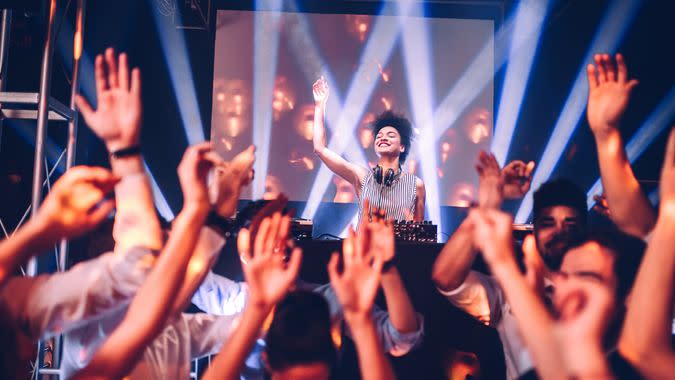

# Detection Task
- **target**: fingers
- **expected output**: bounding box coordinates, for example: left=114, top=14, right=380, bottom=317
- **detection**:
left=594, top=54, right=607, bottom=83
left=263, top=213, right=282, bottom=256
left=587, top=64, right=598, bottom=91
left=525, top=161, right=536, bottom=176
left=602, top=54, right=616, bottom=82
left=254, top=218, right=270, bottom=258
left=130, top=68, right=141, bottom=96
left=342, top=228, right=356, bottom=267
left=105, top=48, right=119, bottom=89
left=616, top=53, right=627, bottom=83
left=86, top=199, right=115, bottom=227
left=327, top=251, right=341, bottom=284
left=94, top=54, right=108, bottom=95
left=277, top=215, right=291, bottom=251
left=118, top=53, right=130, bottom=91
left=285, top=247, right=303, bottom=282
left=74, top=95, right=95, bottom=123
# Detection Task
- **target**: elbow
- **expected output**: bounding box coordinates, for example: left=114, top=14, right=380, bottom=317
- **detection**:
left=431, top=267, right=461, bottom=292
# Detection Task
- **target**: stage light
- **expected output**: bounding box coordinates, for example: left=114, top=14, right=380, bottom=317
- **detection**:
left=399, top=0, right=441, bottom=236
left=491, top=0, right=550, bottom=165
left=150, top=0, right=205, bottom=145
left=515, top=0, right=643, bottom=223
left=585, top=86, right=675, bottom=207
left=301, top=0, right=416, bottom=220
left=251, top=0, right=284, bottom=199
left=648, top=189, right=659, bottom=206
left=463, top=107, right=492, bottom=144
left=144, top=162, right=175, bottom=221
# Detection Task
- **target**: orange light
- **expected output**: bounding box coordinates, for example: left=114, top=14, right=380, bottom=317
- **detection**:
left=381, top=97, right=391, bottom=110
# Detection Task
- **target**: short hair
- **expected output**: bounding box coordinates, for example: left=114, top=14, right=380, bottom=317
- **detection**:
left=532, top=178, right=587, bottom=225
left=265, top=290, right=337, bottom=371
left=567, top=226, right=645, bottom=302
left=371, top=110, right=413, bottom=163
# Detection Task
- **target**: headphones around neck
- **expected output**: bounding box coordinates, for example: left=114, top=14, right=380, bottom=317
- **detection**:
left=373, top=165, right=401, bottom=187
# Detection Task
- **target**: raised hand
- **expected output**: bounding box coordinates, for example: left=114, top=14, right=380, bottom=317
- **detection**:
left=469, top=208, right=515, bottom=266
left=37, top=166, right=119, bottom=239
left=502, top=160, right=535, bottom=199
left=328, top=226, right=384, bottom=319
left=75, top=48, right=143, bottom=152
left=586, top=53, right=638, bottom=138
left=237, top=213, right=302, bottom=309
left=312, top=76, right=329, bottom=106
left=476, top=151, right=504, bottom=209
left=591, top=193, right=611, bottom=218
left=522, top=235, right=547, bottom=300
left=209, top=145, right=255, bottom=217
left=178, top=142, right=224, bottom=209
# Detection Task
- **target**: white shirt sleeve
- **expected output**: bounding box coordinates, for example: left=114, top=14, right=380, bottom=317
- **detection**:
left=186, top=313, right=241, bottom=358
left=191, top=271, right=249, bottom=316
left=26, top=246, right=156, bottom=339
left=437, top=270, right=505, bottom=327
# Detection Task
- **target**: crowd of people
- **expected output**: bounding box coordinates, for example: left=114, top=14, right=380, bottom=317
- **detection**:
left=0, top=47, right=672, bottom=380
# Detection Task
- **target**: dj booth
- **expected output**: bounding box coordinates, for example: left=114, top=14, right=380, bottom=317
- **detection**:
left=210, top=237, right=507, bottom=380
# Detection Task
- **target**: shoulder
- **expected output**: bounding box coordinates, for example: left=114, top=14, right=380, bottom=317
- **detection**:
left=414, top=177, right=425, bottom=193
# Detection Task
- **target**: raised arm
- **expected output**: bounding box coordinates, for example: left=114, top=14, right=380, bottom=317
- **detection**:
left=472, top=210, right=613, bottom=380
left=619, top=128, right=675, bottom=378
left=202, top=213, right=302, bottom=380
left=169, top=145, right=255, bottom=314
left=72, top=144, right=215, bottom=380
left=75, top=48, right=162, bottom=253
left=312, top=77, right=368, bottom=189
left=329, top=226, right=396, bottom=380
left=0, top=167, right=117, bottom=285
left=586, top=53, right=655, bottom=238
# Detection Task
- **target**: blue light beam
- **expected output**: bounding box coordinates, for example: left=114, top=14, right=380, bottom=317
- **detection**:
left=515, top=0, right=643, bottom=223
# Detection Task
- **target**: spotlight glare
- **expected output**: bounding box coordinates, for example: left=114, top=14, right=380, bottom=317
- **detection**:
left=144, top=162, right=175, bottom=221
left=251, top=0, right=284, bottom=199
left=151, top=1, right=205, bottom=145
left=516, top=0, right=643, bottom=223
left=491, top=0, right=550, bottom=165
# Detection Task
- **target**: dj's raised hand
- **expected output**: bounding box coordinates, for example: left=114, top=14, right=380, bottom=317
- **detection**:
left=238, top=213, right=302, bottom=310
left=210, top=145, right=255, bottom=217
left=75, top=48, right=142, bottom=152
left=37, top=166, right=119, bottom=240
left=586, top=53, right=638, bottom=138
left=312, top=76, right=329, bottom=106
left=328, top=227, right=384, bottom=320
left=502, top=160, right=535, bottom=199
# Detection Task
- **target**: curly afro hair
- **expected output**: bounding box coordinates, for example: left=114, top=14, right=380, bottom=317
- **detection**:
left=371, top=110, right=414, bottom=163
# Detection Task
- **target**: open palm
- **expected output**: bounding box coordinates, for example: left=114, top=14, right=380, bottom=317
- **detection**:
left=75, top=48, right=142, bottom=151
left=587, top=54, right=638, bottom=136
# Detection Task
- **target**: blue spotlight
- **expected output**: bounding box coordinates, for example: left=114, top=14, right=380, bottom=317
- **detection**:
left=144, top=162, right=175, bottom=221
left=515, top=0, right=643, bottom=223
left=586, top=86, right=675, bottom=207
left=399, top=0, right=441, bottom=236
left=150, top=0, right=205, bottom=144
left=251, top=0, right=284, bottom=199
left=648, top=189, right=659, bottom=207
left=491, top=0, right=550, bottom=165
left=284, top=3, right=369, bottom=167
left=10, top=120, right=65, bottom=173
left=302, top=1, right=415, bottom=220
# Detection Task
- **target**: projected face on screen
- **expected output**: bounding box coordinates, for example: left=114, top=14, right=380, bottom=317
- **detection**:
left=211, top=8, right=494, bottom=205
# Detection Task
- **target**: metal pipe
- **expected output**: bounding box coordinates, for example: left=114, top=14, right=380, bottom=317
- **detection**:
left=0, top=9, right=12, bottom=152
left=28, top=0, right=59, bottom=276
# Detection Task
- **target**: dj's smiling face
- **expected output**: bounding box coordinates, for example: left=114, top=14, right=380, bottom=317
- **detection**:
left=374, top=126, right=404, bottom=158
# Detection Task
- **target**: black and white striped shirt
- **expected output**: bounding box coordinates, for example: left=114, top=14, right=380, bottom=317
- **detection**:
left=357, top=169, right=418, bottom=225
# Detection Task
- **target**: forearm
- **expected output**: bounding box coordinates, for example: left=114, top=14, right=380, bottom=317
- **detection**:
left=170, top=226, right=226, bottom=314
left=111, top=156, right=163, bottom=252
left=490, top=260, right=564, bottom=380
left=347, top=313, right=397, bottom=380
left=202, top=304, right=270, bottom=380
left=619, top=216, right=675, bottom=360
left=0, top=218, right=55, bottom=284
left=431, top=219, right=478, bottom=291
left=78, top=205, right=208, bottom=379
left=313, top=103, right=327, bottom=153
left=562, top=342, right=613, bottom=380
left=594, top=131, right=656, bottom=237
left=381, top=268, right=419, bottom=333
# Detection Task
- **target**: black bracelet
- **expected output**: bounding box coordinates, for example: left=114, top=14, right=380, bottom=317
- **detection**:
left=206, top=210, right=235, bottom=238
left=110, top=145, right=142, bottom=159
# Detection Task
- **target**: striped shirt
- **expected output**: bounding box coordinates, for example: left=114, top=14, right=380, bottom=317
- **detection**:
left=357, top=169, right=418, bottom=225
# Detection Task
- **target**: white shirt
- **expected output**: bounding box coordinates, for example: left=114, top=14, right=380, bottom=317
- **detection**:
left=438, top=270, right=533, bottom=380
